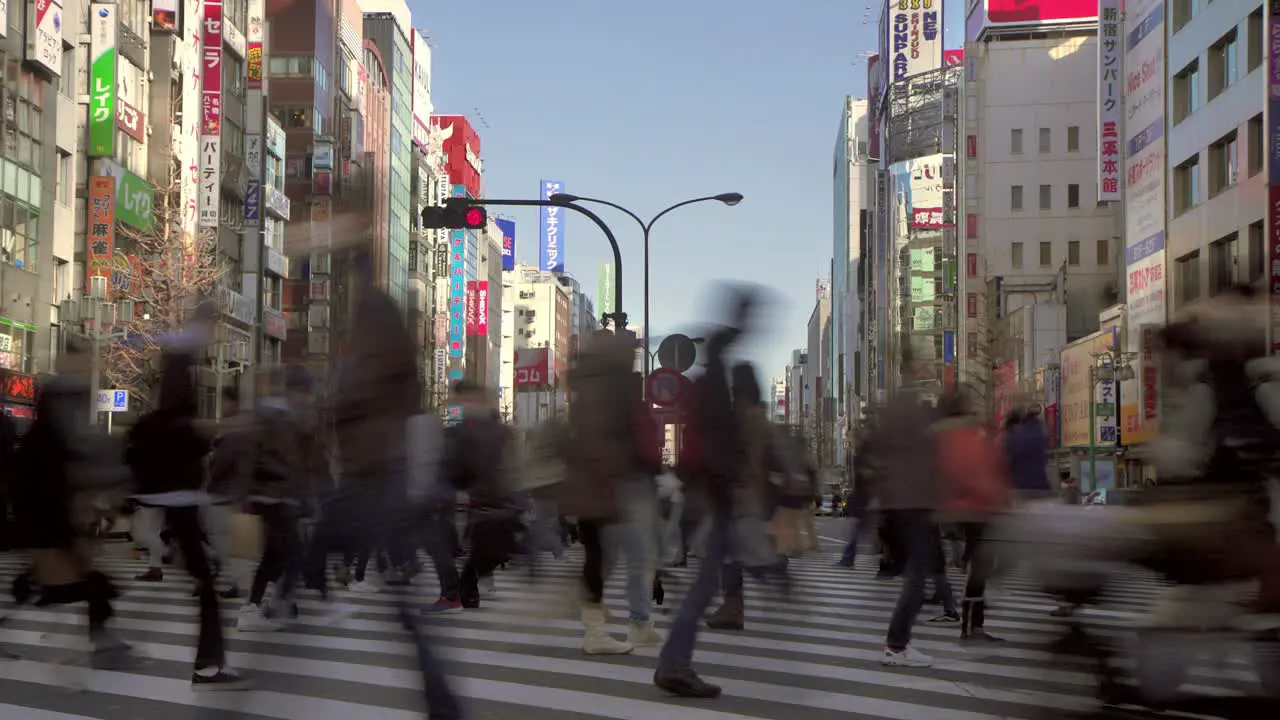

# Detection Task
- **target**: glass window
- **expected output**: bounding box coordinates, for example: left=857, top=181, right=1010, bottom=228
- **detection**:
left=1249, top=221, right=1264, bottom=283
left=1039, top=241, right=1052, bottom=266
left=1039, top=184, right=1051, bottom=210
left=0, top=323, right=34, bottom=371
left=1039, top=127, right=1051, bottom=153
left=1068, top=240, right=1080, bottom=266
left=1011, top=242, right=1023, bottom=269
left=1067, top=126, right=1080, bottom=152
left=1068, top=184, right=1080, bottom=208
left=1174, top=154, right=1201, bottom=215
left=1096, top=239, right=1110, bottom=265
left=1177, top=250, right=1201, bottom=305
left=1209, top=232, right=1238, bottom=295
left=1173, top=60, right=1200, bottom=123
left=1011, top=185, right=1023, bottom=210
left=1010, top=129, right=1022, bottom=154
left=1208, top=30, right=1238, bottom=100
left=0, top=198, right=39, bottom=272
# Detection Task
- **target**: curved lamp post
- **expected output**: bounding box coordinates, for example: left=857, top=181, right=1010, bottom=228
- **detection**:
left=549, top=193, right=742, bottom=381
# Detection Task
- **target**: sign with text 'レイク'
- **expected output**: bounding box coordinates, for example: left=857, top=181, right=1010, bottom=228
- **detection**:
left=88, top=4, right=117, bottom=157
left=1096, top=0, right=1123, bottom=202
left=199, top=0, right=223, bottom=229
left=539, top=180, right=564, bottom=272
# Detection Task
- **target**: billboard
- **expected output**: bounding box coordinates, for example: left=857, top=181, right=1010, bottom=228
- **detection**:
left=539, top=180, right=565, bottom=272
left=448, top=229, right=465, bottom=358
left=411, top=31, right=432, bottom=148
left=1096, top=0, right=1122, bottom=202
left=246, top=0, right=263, bottom=89
left=88, top=4, right=117, bottom=158
left=966, top=0, right=1098, bottom=42
left=496, top=217, right=515, bottom=271
left=1059, top=328, right=1117, bottom=448
left=430, top=115, right=481, bottom=199
left=1122, top=0, right=1166, bottom=396
left=867, top=54, right=881, bottom=161
left=86, top=177, right=116, bottom=293
left=179, top=0, right=201, bottom=242
left=476, top=281, right=490, bottom=337
left=514, top=347, right=551, bottom=389
left=199, top=0, right=224, bottom=229
left=26, top=0, right=62, bottom=76
left=465, top=281, right=478, bottom=335
left=597, top=264, right=615, bottom=318
left=904, top=153, right=952, bottom=229
left=885, top=0, right=942, bottom=84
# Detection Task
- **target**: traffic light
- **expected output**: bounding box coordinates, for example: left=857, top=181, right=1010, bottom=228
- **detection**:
left=420, top=198, right=487, bottom=230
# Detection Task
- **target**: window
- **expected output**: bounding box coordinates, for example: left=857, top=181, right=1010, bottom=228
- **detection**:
left=1177, top=250, right=1201, bottom=305
left=1096, top=238, right=1110, bottom=265
left=222, top=55, right=246, bottom=100
left=1039, top=241, right=1052, bottom=267
left=1171, top=0, right=1197, bottom=32
left=1208, top=131, right=1238, bottom=196
left=1039, top=127, right=1051, bottom=153
left=55, top=152, right=71, bottom=207
left=1174, top=155, right=1201, bottom=215
left=1249, top=220, right=1265, bottom=283
left=284, top=106, right=312, bottom=129
left=0, top=199, right=40, bottom=272
left=1209, top=232, right=1237, bottom=295
left=223, top=119, right=244, bottom=158
left=1010, top=128, right=1023, bottom=154
left=1039, top=184, right=1051, bottom=210
left=268, top=55, right=312, bottom=77
left=1207, top=30, right=1238, bottom=100
left=1173, top=60, right=1200, bottom=123
left=1067, top=126, right=1080, bottom=152
left=1067, top=184, right=1080, bottom=208
left=1248, top=9, right=1263, bottom=73
left=0, top=322, right=34, bottom=372
left=1011, top=185, right=1023, bottom=210
left=1248, top=113, right=1263, bottom=177
left=4, top=64, right=45, bottom=173
left=1011, top=242, right=1024, bottom=269
left=59, top=48, right=75, bottom=96
left=1068, top=240, right=1080, bottom=266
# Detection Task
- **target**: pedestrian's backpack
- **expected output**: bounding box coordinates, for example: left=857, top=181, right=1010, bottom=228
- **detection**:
left=405, top=413, right=444, bottom=505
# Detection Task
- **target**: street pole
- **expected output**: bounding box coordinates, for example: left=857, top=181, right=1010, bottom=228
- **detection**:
left=88, top=299, right=101, bottom=425
left=1087, top=365, right=1096, bottom=494
left=214, top=340, right=224, bottom=422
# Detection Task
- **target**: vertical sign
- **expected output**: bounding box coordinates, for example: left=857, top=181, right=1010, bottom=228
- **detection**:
left=465, top=281, right=478, bottom=335
left=867, top=54, right=881, bottom=161
left=199, top=0, right=224, bottom=229
left=597, top=263, right=615, bottom=317
left=88, top=4, right=117, bottom=157
left=0, top=2, right=8, bottom=39
left=86, top=177, right=117, bottom=293
left=1097, top=0, right=1122, bottom=202
left=1269, top=0, right=1280, bottom=354
left=448, top=230, right=465, bottom=357
left=26, top=0, right=63, bottom=75
left=539, top=180, right=564, bottom=272
left=246, top=0, right=263, bottom=89
left=476, top=281, right=490, bottom=337
left=495, top=218, right=516, bottom=271
left=886, top=0, right=942, bottom=83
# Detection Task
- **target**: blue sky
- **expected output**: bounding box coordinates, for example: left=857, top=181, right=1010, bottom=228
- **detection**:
left=412, top=0, right=962, bottom=378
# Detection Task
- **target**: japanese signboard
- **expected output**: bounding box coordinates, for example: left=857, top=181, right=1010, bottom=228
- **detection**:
left=496, top=218, right=515, bottom=271
left=178, top=0, right=202, bottom=242
left=448, top=229, right=466, bottom=358
left=199, top=0, right=223, bottom=229
left=476, top=281, right=490, bottom=337
left=152, top=0, right=178, bottom=31
left=88, top=4, right=118, bottom=157
left=465, top=281, right=478, bottom=335
left=1097, top=0, right=1122, bottom=202
left=98, top=160, right=154, bottom=232
left=245, top=179, right=260, bottom=222
left=223, top=18, right=245, bottom=59
left=117, top=98, right=145, bottom=143
left=539, top=180, right=564, bottom=272
left=885, top=0, right=942, bottom=84
left=86, top=177, right=117, bottom=294
left=247, top=0, right=263, bottom=88
left=245, top=135, right=262, bottom=180
left=1059, top=328, right=1117, bottom=448
left=26, top=0, right=63, bottom=76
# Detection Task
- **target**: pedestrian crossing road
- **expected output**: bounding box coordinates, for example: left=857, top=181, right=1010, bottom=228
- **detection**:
left=0, top=547, right=1266, bottom=719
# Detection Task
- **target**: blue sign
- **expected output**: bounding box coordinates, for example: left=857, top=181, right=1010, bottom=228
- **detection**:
left=245, top=179, right=260, bottom=222
left=539, top=180, right=564, bottom=272
left=448, top=185, right=467, bottom=358
left=496, top=218, right=516, bottom=272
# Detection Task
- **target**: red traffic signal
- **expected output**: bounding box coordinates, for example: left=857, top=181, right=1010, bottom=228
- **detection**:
left=464, top=206, right=486, bottom=228
left=420, top=200, right=487, bottom=230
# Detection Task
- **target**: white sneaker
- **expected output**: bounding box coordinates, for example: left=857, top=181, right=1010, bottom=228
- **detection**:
left=882, top=646, right=933, bottom=667
left=627, top=621, right=663, bottom=648
left=348, top=580, right=380, bottom=594
left=236, top=605, right=283, bottom=633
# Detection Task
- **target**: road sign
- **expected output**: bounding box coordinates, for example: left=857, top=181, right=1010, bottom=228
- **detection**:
left=657, top=334, right=697, bottom=373
left=646, top=368, right=687, bottom=408
left=95, top=389, right=129, bottom=413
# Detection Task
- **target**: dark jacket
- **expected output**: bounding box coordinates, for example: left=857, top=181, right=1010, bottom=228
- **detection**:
left=9, top=380, right=86, bottom=549
left=561, top=333, right=641, bottom=520
left=126, top=349, right=210, bottom=495
left=689, top=325, right=742, bottom=511
left=866, top=394, right=940, bottom=511
left=443, top=413, right=513, bottom=509
left=1003, top=417, right=1050, bottom=494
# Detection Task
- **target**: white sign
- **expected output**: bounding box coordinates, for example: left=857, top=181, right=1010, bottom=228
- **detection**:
left=26, top=0, right=63, bottom=76
left=264, top=186, right=291, bottom=220
left=886, top=0, right=942, bottom=83
left=245, top=135, right=262, bottom=180
left=223, top=19, right=245, bottom=58
left=1122, top=0, right=1166, bottom=336
left=411, top=30, right=432, bottom=146
left=96, top=389, right=129, bottom=413
left=265, top=118, right=286, bottom=158
left=465, top=144, right=482, bottom=175
left=199, top=135, right=221, bottom=228
left=313, top=142, right=334, bottom=170
left=1097, top=0, right=1123, bottom=202
left=0, top=2, right=8, bottom=39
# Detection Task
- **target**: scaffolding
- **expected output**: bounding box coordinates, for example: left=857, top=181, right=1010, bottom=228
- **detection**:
left=883, top=66, right=962, bottom=167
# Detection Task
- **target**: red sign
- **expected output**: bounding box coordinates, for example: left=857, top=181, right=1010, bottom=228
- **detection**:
left=202, top=1, right=223, bottom=135
left=514, top=347, right=550, bottom=388
left=153, top=5, right=177, bottom=32
left=464, top=281, right=478, bottom=336
left=475, top=281, right=489, bottom=337
left=117, top=98, right=145, bottom=142
left=1099, top=120, right=1121, bottom=197
left=911, top=207, right=951, bottom=229
left=966, top=135, right=977, bottom=158
left=430, top=115, right=482, bottom=199
left=985, top=0, right=1097, bottom=26
left=646, top=368, right=689, bottom=409
left=1271, top=187, right=1280, bottom=355
left=86, top=176, right=116, bottom=293
left=0, top=369, right=37, bottom=405
left=966, top=253, right=978, bottom=277
left=312, top=170, right=332, bottom=196
left=944, top=49, right=964, bottom=66
left=1044, top=404, right=1059, bottom=448
left=966, top=213, right=978, bottom=239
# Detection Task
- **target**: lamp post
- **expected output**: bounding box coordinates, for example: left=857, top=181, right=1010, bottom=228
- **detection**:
left=1087, top=349, right=1136, bottom=493
left=549, top=193, right=743, bottom=383
left=59, top=276, right=134, bottom=426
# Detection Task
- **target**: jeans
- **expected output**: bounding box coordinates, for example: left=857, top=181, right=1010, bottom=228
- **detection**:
left=884, top=509, right=936, bottom=652
left=602, top=519, right=655, bottom=623
left=658, top=511, right=731, bottom=671
left=249, top=502, right=299, bottom=606
left=165, top=506, right=225, bottom=670
left=426, top=509, right=461, bottom=601
left=530, top=499, right=564, bottom=559
left=839, top=513, right=870, bottom=566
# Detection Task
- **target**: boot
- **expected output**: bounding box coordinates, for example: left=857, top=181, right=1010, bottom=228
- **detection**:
left=628, top=620, right=663, bottom=648
left=580, top=604, right=632, bottom=655
left=705, top=596, right=744, bottom=630
left=960, top=597, right=1003, bottom=645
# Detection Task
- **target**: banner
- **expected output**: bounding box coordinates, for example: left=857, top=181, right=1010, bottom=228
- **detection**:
left=26, top=0, right=62, bottom=75
left=496, top=217, right=516, bottom=271
left=98, top=160, right=154, bottom=231
left=539, top=180, right=564, bottom=272
left=247, top=0, right=264, bottom=89
left=152, top=0, right=178, bottom=31
left=1096, top=0, right=1122, bottom=202
left=86, top=177, right=117, bottom=294
left=117, top=98, right=145, bottom=142
left=88, top=4, right=117, bottom=157
left=597, top=263, right=615, bottom=317
left=476, top=281, right=489, bottom=337
left=448, top=230, right=465, bottom=358
left=514, top=348, right=550, bottom=389
left=465, top=281, right=478, bottom=335
left=886, top=0, right=942, bottom=84
left=199, top=1, right=224, bottom=229
left=1059, top=328, right=1117, bottom=447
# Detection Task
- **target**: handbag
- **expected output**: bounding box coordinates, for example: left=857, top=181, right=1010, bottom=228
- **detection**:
left=227, top=512, right=264, bottom=560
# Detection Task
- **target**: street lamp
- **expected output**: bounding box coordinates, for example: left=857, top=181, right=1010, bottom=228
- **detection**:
left=549, top=193, right=743, bottom=384
left=59, top=276, right=134, bottom=425
left=1087, top=349, right=1136, bottom=493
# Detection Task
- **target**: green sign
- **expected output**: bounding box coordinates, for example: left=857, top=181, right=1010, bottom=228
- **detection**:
left=88, top=4, right=118, bottom=157
left=110, top=164, right=154, bottom=232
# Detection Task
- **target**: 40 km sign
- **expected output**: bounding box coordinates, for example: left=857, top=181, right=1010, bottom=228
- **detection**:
left=646, top=368, right=689, bottom=408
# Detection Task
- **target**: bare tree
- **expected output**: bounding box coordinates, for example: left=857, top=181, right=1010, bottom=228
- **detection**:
left=102, top=140, right=228, bottom=409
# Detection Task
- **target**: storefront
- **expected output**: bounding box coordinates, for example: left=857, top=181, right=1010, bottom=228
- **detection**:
left=0, top=367, right=37, bottom=432
left=0, top=317, right=35, bottom=372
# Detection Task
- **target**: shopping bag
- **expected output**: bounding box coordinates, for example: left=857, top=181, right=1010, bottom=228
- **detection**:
left=227, top=512, right=264, bottom=560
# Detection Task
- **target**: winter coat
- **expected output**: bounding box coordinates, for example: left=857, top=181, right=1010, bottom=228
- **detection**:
left=935, top=416, right=1011, bottom=522
left=128, top=348, right=210, bottom=497
left=561, top=333, right=641, bottom=520
left=686, top=325, right=743, bottom=511
left=867, top=393, right=940, bottom=511
left=734, top=406, right=772, bottom=518
left=443, top=413, right=514, bottom=510
left=1003, top=418, right=1050, bottom=493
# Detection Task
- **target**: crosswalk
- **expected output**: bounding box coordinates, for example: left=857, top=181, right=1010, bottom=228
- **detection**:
left=0, top=545, right=1264, bottom=719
